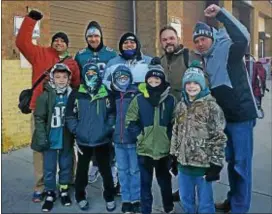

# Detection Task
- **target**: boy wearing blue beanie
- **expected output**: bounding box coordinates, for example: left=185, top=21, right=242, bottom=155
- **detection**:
left=170, top=61, right=227, bottom=213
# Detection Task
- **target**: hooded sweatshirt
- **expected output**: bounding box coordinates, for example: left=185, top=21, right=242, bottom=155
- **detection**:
left=75, top=21, right=117, bottom=81
left=65, top=65, right=115, bottom=148
left=103, top=32, right=152, bottom=90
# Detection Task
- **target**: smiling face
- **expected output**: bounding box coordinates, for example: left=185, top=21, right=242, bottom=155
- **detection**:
left=147, top=76, right=162, bottom=87
left=122, top=40, right=137, bottom=50
left=51, top=38, right=68, bottom=55
left=185, top=81, right=201, bottom=101
left=53, top=71, right=69, bottom=89
left=193, top=36, right=213, bottom=54
left=87, top=34, right=101, bottom=49
left=160, top=29, right=179, bottom=54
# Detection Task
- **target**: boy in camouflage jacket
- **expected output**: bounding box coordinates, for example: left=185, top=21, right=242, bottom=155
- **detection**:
left=170, top=61, right=227, bottom=214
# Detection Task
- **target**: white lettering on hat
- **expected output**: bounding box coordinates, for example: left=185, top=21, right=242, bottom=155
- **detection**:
left=86, top=27, right=101, bottom=37
left=126, top=36, right=135, bottom=40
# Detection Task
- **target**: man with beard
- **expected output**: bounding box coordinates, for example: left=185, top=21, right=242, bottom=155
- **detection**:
left=160, top=26, right=199, bottom=102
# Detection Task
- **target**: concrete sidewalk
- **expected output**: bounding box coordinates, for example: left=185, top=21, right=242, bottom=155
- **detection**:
left=2, top=81, right=272, bottom=213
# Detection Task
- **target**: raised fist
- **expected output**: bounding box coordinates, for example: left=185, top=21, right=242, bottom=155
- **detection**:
left=28, top=10, right=43, bottom=21
left=204, top=4, right=221, bottom=18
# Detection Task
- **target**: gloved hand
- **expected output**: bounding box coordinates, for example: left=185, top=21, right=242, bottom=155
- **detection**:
left=150, top=57, right=161, bottom=65
left=28, top=10, right=43, bottom=21
left=204, top=163, right=222, bottom=182
left=170, top=155, right=178, bottom=176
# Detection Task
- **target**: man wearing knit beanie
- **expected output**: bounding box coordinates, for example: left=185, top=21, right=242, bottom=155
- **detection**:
left=51, top=32, right=69, bottom=57
left=192, top=4, right=258, bottom=213
left=74, top=20, right=120, bottom=193
left=16, top=9, right=80, bottom=203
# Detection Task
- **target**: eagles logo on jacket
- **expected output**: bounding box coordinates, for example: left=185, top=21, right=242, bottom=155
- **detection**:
left=65, top=84, right=115, bottom=147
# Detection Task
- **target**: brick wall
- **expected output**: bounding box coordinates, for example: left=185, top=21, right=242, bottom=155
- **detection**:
left=253, top=1, right=272, bottom=18
left=2, top=1, right=50, bottom=60
left=136, top=1, right=158, bottom=56
left=183, top=1, right=206, bottom=50
left=2, top=1, right=50, bottom=152
left=2, top=61, right=32, bottom=152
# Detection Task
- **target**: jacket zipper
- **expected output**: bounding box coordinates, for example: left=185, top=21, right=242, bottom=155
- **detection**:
left=120, top=90, right=135, bottom=143
left=120, top=92, right=124, bottom=143
left=184, top=108, right=190, bottom=164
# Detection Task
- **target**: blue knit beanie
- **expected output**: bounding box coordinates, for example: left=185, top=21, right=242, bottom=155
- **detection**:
left=182, top=60, right=206, bottom=90
left=193, top=22, right=213, bottom=41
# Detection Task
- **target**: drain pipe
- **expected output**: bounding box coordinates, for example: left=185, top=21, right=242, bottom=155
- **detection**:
left=132, top=0, right=137, bottom=34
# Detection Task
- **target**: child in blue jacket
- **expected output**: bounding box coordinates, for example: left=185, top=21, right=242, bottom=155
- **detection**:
left=110, top=65, right=141, bottom=213
left=65, top=63, right=116, bottom=212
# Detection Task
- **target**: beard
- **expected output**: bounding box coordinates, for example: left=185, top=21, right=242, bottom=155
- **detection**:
left=164, top=44, right=177, bottom=54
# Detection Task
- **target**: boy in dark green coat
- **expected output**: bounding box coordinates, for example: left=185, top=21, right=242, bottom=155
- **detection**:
left=31, top=63, right=74, bottom=212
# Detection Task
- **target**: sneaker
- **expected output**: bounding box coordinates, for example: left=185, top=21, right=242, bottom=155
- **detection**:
left=166, top=209, right=175, bottom=214
left=77, top=199, right=89, bottom=211
left=172, top=190, right=180, bottom=202
left=75, top=191, right=89, bottom=211
left=88, top=166, right=100, bottom=183
left=131, top=201, right=141, bottom=213
left=32, top=191, right=45, bottom=203
left=113, top=181, right=121, bottom=196
left=59, top=185, right=72, bottom=206
left=215, top=199, right=231, bottom=212
left=106, top=200, right=116, bottom=212
left=41, top=191, right=56, bottom=212
left=121, top=202, right=132, bottom=213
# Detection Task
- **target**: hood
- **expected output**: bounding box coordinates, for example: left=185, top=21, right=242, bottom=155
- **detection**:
left=119, top=32, right=142, bottom=61
left=194, top=27, right=230, bottom=57
left=85, top=21, right=104, bottom=52
left=138, top=83, right=170, bottom=104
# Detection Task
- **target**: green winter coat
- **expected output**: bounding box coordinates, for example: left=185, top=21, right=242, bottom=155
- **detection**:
left=126, top=83, right=176, bottom=160
left=31, top=83, right=74, bottom=152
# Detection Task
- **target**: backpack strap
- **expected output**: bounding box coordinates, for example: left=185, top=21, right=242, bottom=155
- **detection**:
left=183, top=48, right=189, bottom=68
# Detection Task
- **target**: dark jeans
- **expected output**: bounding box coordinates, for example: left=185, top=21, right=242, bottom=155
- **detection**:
left=92, top=142, right=115, bottom=167
left=43, top=148, right=73, bottom=191
left=75, top=143, right=115, bottom=202
left=138, top=155, right=174, bottom=214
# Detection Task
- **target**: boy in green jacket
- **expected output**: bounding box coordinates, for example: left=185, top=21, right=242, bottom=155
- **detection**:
left=31, top=63, right=74, bottom=212
left=126, top=63, right=176, bottom=214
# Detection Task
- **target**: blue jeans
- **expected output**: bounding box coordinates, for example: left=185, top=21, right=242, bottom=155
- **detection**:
left=178, top=170, right=215, bottom=213
left=114, top=143, right=140, bottom=202
left=138, top=155, right=174, bottom=214
left=43, top=148, right=73, bottom=191
left=225, top=120, right=254, bottom=213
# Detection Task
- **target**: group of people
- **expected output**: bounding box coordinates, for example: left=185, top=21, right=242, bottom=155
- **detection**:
left=16, top=4, right=258, bottom=214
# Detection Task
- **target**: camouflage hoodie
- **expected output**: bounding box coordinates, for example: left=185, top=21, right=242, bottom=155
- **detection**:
left=170, top=94, right=227, bottom=168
